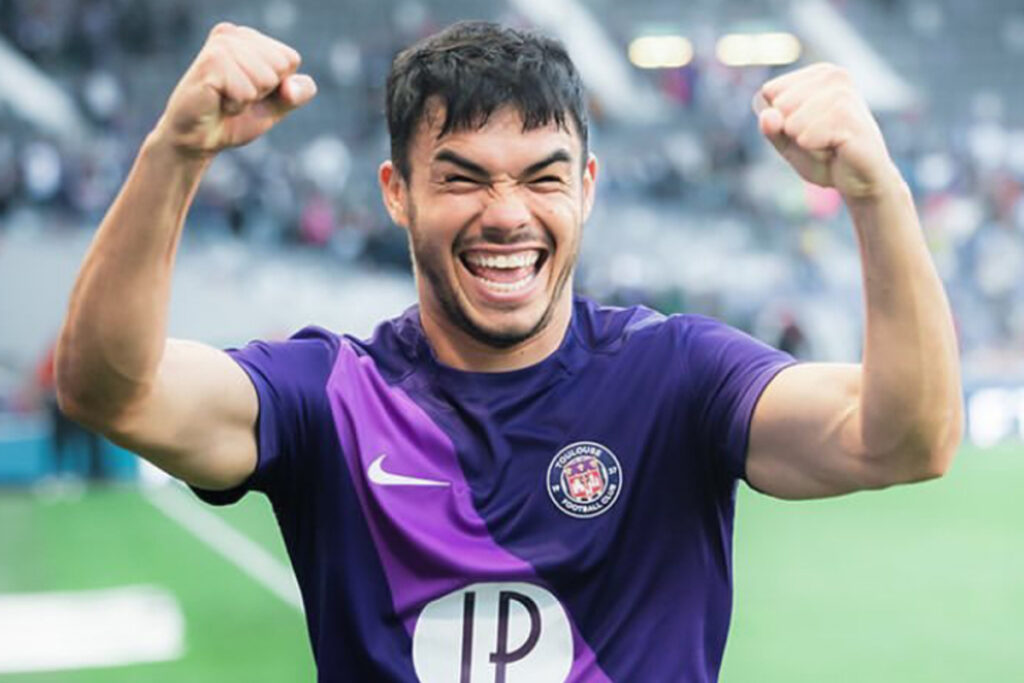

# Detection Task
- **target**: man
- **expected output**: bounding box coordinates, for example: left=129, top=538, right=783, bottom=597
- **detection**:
left=55, top=20, right=962, bottom=682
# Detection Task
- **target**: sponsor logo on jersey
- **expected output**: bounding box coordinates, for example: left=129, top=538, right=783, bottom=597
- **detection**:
left=546, top=441, right=622, bottom=518
left=412, top=582, right=573, bottom=683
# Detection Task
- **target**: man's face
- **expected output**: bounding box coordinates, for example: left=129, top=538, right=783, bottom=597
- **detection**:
left=380, top=105, right=597, bottom=351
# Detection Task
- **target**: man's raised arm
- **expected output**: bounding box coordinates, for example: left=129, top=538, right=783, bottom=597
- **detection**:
left=55, top=23, right=316, bottom=490
left=744, top=64, right=963, bottom=500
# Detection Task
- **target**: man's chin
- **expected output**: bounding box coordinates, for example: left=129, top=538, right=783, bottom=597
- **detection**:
left=459, top=315, right=545, bottom=350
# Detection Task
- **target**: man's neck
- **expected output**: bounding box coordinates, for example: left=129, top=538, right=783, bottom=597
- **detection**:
left=419, top=297, right=573, bottom=372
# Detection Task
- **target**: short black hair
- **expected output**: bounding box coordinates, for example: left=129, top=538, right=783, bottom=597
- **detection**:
left=385, top=20, right=589, bottom=179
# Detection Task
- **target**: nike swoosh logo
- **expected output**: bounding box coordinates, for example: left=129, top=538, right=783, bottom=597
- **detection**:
left=367, top=454, right=450, bottom=487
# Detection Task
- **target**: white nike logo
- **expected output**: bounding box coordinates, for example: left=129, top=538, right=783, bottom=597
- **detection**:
left=367, top=454, right=450, bottom=487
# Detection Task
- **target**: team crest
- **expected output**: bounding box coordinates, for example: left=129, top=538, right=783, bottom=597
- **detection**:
left=546, top=441, right=622, bottom=518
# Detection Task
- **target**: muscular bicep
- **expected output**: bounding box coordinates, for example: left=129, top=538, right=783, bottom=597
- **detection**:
left=746, top=362, right=879, bottom=499
left=106, top=339, right=258, bottom=490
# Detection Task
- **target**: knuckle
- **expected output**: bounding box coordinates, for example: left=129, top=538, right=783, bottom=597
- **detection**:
left=829, top=94, right=853, bottom=117
left=264, top=51, right=290, bottom=74
left=829, top=65, right=852, bottom=82
left=777, top=97, right=798, bottom=116
left=256, top=72, right=282, bottom=93
left=203, top=42, right=226, bottom=62
left=226, top=78, right=258, bottom=103
left=197, top=44, right=227, bottom=75
left=783, top=116, right=800, bottom=139
left=236, top=25, right=264, bottom=39
left=241, top=78, right=260, bottom=99
left=210, top=21, right=235, bottom=37
left=836, top=85, right=858, bottom=105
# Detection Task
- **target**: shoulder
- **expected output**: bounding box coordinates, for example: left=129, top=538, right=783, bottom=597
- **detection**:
left=226, top=306, right=423, bottom=392
left=571, top=296, right=671, bottom=353
left=669, top=313, right=787, bottom=364
left=573, top=298, right=788, bottom=380
left=228, top=325, right=343, bottom=375
left=339, top=306, right=424, bottom=384
left=572, top=297, right=740, bottom=355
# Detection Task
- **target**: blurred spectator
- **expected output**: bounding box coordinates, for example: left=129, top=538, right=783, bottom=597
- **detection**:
left=299, top=192, right=336, bottom=246
left=20, top=138, right=62, bottom=205
left=0, top=134, right=17, bottom=218
left=777, top=313, right=810, bottom=359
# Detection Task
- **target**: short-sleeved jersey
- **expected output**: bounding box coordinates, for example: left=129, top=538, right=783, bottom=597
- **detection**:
left=194, top=296, right=793, bottom=682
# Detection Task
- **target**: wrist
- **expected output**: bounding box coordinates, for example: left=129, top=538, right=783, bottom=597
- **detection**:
left=136, top=127, right=213, bottom=208
left=845, top=168, right=919, bottom=243
left=143, top=121, right=217, bottom=171
left=841, top=162, right=910, bottom=208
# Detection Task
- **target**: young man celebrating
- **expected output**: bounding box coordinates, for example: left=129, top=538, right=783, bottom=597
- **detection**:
left=56, top=20, right=962, bottom=682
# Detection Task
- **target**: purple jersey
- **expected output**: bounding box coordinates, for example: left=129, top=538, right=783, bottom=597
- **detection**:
left=194, top=297, right=793, bottom=682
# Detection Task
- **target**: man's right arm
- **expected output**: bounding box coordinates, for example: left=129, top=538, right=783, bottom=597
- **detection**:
left=54, top=24, right=316, bottom=491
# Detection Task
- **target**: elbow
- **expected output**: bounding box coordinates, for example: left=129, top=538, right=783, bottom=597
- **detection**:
left=906, top=434, right=958, bottom=483
left=54, top=354, right=96, bottom=429
left=53, top=353, right=125, bottom=434
left=888, top=405, right=965, bottom=486
left=919, top=412, right=963, bottom=481
left=924, top=393, right=965, bottom=480
left=55, top=383, right=106, bottom=433
left=56, top=387, right=138, bottom=442
left=54, top=357, right=91, bottom=427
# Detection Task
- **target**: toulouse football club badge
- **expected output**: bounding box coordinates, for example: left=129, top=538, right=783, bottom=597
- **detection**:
left=546, top=441, right=623, bottom=518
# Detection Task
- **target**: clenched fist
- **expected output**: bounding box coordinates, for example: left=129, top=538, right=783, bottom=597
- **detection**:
left=753, top=63, right=900, bottom=202
left=153, top=23, right=317, bottom=158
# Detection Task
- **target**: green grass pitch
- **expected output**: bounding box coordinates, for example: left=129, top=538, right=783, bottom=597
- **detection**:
left=1, top=442, right=1020, bottom=681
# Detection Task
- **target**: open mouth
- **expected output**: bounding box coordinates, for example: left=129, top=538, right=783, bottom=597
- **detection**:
left=459, top=248, right=549, bottom=294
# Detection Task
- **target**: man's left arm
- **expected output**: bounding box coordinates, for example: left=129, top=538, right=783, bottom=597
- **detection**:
left=745, top=64, right=963, bottom=500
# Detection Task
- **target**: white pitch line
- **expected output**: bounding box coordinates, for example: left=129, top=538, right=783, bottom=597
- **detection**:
left=144, top=484, right=303, bottom=612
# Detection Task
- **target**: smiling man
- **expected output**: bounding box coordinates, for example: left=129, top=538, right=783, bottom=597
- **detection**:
left=380, top=42, right=597, bottom=371
left=55, top=20, right=962, bottom=682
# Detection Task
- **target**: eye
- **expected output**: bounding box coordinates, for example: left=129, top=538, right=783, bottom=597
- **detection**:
left=444, top=174, right=480, bottom=185
left=529, top=175, right=565, bottom=189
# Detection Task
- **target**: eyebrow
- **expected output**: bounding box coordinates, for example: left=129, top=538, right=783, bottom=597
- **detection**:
left=433, top=150, right=488, bottom=177
left=433, top=148, right=573, bottom=179
left=522, top=149, right=572, bottom=176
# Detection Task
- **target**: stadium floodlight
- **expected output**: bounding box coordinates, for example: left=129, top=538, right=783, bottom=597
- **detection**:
left=716, top=32, right=802, bottom=67
left=628, top=35, right=694, bottom=69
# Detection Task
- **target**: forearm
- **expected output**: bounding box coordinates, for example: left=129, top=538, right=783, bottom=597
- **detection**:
left=850, top=174, right=962, bottom=473
left=56, top=133, right=209, bottom=423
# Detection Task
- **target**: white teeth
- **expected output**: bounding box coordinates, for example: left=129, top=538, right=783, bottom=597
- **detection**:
left=464, top=250, right=540, bottom=269
left=475, top=273, right=534, bottom=292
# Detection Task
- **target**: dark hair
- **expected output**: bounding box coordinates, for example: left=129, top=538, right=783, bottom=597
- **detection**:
left=386, top=20, right=589, bottom=179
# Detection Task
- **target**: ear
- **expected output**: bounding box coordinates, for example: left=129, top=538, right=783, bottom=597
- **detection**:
left=581, top=153, right=599, bottom=222
left=379, top=160, right=410, bottom=229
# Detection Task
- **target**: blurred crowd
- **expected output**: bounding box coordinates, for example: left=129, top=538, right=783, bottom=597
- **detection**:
left=1, top=0, right=1023, bottom=391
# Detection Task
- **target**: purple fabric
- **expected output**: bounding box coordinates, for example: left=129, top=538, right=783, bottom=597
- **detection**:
left=187, top=300, right=798, bottom=680
left=326, top=342, right=611, bottom=682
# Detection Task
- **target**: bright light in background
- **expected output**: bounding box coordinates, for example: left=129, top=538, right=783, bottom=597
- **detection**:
left=716, top=32, right=802, bottom=66
left=628, top=35, right=694, bottom=69
left=968, top=388, right=1024, bottom=448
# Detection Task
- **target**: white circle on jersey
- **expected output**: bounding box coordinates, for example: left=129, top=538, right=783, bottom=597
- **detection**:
left=412, top=582, right=573, bottom=683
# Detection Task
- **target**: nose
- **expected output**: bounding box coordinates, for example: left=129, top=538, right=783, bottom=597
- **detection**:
left=479, top=188, right=531, bottom=237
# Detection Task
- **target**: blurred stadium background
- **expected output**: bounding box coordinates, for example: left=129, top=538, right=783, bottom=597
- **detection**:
left=1, top=0, right=1022, bottom=679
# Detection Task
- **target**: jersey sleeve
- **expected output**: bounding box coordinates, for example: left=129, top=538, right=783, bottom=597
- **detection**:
left=678, top=315, right=795, bottom=483
left=191, top=326, right=340, bottom=505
